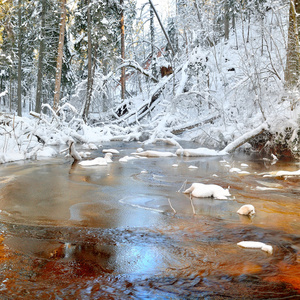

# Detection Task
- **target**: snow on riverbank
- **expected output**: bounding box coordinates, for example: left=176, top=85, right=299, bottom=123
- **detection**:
left=0, top=109, right=299, bottom=165
left=1, top=3, right=300, bottom=164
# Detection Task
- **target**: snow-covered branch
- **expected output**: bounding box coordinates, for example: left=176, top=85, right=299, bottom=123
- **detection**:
left=117, top=59, right=159, bottom=83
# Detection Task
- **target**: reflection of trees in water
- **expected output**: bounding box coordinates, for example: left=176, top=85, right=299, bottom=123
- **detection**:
left=48, top=242, right=114, bottom=274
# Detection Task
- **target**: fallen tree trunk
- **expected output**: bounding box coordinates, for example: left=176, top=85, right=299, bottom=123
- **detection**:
left=222, top=122, right=269, bottom=153
left=171, top=114, right=220, bottom=135
left=114, top=65, right=183, bottom=125
left=177, top=122, right=269, bottom=156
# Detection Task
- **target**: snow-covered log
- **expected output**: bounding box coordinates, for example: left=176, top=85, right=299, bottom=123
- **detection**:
left=114, top=65, right=183, bottom=124
left=176, top=147, right=224, bottom=157
left=177, top=122, right=269, bottom=156
left=68, top=141, right=82, bottom=161
left=152, top=138, right=182, bottom=148
left=171, top=114, right=220, bottom=135
left=132, top=150, right=176, bottom=157
left=222, top=122, right=269, bottom=153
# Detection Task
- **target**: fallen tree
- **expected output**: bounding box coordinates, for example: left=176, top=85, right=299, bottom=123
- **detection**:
left=222, top=122, right=269, bottom=153
left=177, top=122, right=269, bottom=156
left=113, top=65, right=183, bottom=125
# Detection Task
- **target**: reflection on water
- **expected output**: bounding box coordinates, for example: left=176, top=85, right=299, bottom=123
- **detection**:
left=0, top=142, right=299, bottom=298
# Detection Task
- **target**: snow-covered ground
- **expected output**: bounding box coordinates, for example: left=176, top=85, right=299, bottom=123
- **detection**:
left=0, top=2, right=299, bottom=164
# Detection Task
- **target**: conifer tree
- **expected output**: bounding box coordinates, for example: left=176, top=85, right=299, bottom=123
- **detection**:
left=285, top=0, right=300, bottom=88
left=53, top=0, right=67, bottom=111
left=17, top=0, right=22, bottom=116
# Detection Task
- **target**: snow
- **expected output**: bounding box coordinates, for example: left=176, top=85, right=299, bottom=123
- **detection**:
left=183, top=183, right=231, bottom=200
left=119, top=156, right=137, bottom=162
left=68, top=141, right=82, bottom=161
left=79, top=153, right=113, bottom=166
left=102, top=148, right=120, bottom=154
left=82, top=143, right=98, bottom=150
left=222, top=123, right=269, bottom=154
left=132, top=150, right=176, bottom=157
left=0, top=2, right=299, bottom=164
left=176, top=147, right=227, bottom=157
left=237, top=241, right=273, bottom=254
left=0, top=90, right=8, bottom=98
left=263, top=170, right=300, bottom=177
left=255, top=186, right=280, bottom=191
left=37, top=147, right=58, bottom=158
left=237, top=204, right=255, bottom=216
left=238, top=171, right=250, bottom=175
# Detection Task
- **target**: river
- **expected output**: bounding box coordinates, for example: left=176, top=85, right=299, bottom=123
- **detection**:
left=0, top=142, right=299, bottom=299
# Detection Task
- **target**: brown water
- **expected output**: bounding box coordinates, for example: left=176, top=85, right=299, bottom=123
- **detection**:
left=0, top=142, right=299, bottom=299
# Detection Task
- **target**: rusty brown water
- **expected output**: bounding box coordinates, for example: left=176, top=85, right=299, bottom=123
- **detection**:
left=0, top=142, right=299, bottom=299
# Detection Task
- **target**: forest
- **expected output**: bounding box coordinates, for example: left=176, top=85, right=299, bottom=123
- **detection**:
left=0, top=0, right=300, bottom=162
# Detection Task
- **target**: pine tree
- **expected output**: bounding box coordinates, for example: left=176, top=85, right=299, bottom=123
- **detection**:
left=17, top=0, right=22, bottom=116
left=285, top=0, right=300, bottom=88
left=35, top=0, right=46, bottom=113
left=53, top=0, right=67, bottom=111
left=120, top=0, right=126, bottom=100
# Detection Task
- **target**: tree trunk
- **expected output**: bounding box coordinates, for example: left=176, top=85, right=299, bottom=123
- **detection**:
left=149, top=0, right=175, bottom=57
left=150, top=6, right=157, bottom=77
left=193, top=0, right=201, bottom=23
left=82, top=0, right=92, bottom=121
left=17, top=0, right=22, bottom=117
left=224, top=0, right=229, bottom=40
left=285, top=0, right=300, bottom=88
left=53, top=0, right=67, bottom=111
left=35, top=0, right=46, bottom=113
left=222, top=123, right=269, bottom=153
left=120, top=0, right=126, bottom=100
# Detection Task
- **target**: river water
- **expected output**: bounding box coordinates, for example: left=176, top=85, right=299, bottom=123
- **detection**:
left=0, top=142, right=299, bottom=299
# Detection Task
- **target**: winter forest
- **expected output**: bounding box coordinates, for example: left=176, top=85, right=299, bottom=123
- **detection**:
left=0, top=0, right=300, bottom=162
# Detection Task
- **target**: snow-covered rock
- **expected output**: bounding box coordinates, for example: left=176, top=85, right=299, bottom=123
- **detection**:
left=103, top=148, right=119, bottom=154
left=82, top=143, right=98, bottom=150
left=133, top=150, right=176, bottom=157
left=188, top=165, right=198, bottom=169
left=119, top=155, right=137, bottom=162
left=78, top=151, right=91, bottom=158
left=237, top=204, right=255, bottom=216
left=183, top=183, right=231, bottom=199
left=79, top=153, right=113, bottom=166
left=241, top=163, right=249, bottom=167
left=237, top=241, right=273, bottom=254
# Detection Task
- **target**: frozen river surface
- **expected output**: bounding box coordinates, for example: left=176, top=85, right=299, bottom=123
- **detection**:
left=0, top=142, right=299, bottom=299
